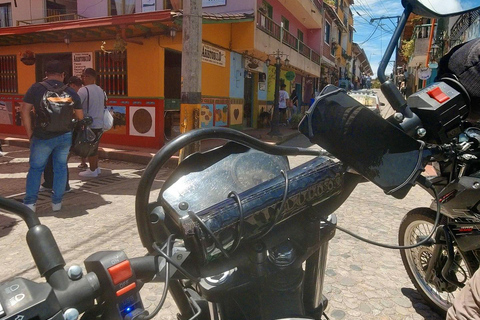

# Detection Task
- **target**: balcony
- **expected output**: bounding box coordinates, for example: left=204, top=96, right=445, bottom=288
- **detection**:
left=17, top=13, right=86, bottom=26
left=257, top=10, right=321, bottom=69
left=278, top=0, right=323, bottom=29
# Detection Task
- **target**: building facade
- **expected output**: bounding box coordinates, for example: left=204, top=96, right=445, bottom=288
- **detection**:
left=0, top=0, right=369, bottom=149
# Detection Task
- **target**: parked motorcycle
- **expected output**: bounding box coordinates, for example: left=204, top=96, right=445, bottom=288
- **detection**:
left=1, top=0, right=480, bottom=319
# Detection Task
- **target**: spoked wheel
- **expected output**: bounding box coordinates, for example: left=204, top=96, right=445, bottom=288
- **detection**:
left=398, top=208, right=475, bottom=316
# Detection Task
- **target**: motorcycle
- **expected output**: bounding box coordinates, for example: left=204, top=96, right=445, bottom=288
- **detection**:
left=1, top=0, right=480, bottom=319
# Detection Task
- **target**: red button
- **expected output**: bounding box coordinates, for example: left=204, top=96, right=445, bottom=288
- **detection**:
left=427, top=86, right=449, bottom=103
left=108, top=260, right=133, bottom=285
left=116, top=282, right=136, bottom=297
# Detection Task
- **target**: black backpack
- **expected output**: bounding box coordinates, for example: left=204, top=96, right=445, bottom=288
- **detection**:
left=36, top=81, right=74, bottom=132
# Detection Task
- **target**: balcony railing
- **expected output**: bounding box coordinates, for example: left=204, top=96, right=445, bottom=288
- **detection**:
left=299, top=41, right=311, bottom=58
left=17, top=13, right=86, bottom=26
left=282, top=29, right=298, bottom=49
left=257, top=10, right=321, bottom=65
left=311, top=50, right=321, bottom=64
left=257, top=11, right=281, bottom=40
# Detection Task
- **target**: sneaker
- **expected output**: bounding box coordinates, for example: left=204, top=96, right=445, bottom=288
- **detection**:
left=0, top=151, right=4, bottom=157
left=77, top=163, right=88, bottom=169
left=52, top=203, right=62, bottom=212
left=79, top=169, right=98, bottom=178
left=65, top=188, right=72, bottom=193
left=24, top=203, right=36, bottom=213
left=39, top=185, right=52, bottom=192
left=96, top=167, right=101, bottom=175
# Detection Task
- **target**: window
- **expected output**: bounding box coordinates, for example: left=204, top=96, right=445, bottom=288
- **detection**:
left=0, top=3, right=12, bottom=27
left=261, top=1, right=273, bottom=18
left=110, top=0, right=135, bottom=15
left=0, top=55, right=17, bottom=93
left=95, top=51, right=128, bottom=96
left=297, top=30, right=304, bottom=43
left=338, top=30, right=342, bottom=44
left=281, top=16, right=289, bottom=31
left=349, top=28, right=353, bottom=42
left=325, top=22, right=331, bottom=44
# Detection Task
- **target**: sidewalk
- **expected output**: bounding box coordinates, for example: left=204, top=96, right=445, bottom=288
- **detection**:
left=0, top=126, right=301, bottom=167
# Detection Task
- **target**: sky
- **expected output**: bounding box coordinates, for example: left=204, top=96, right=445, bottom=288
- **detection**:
left=351, top=0, right=466, bottom=79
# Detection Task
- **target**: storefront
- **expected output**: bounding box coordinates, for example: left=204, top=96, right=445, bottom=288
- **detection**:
left=0, top=11, right=257, bottom=149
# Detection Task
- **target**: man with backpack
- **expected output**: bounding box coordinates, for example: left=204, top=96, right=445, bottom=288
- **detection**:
left=77, top=68, right=107, bottom=178
left=21, top=60, right=83, bottom=212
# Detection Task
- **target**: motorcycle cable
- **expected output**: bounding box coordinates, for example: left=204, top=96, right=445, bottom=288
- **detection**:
left=322, top=176, right=442, bottom=250
left=152, top=239, right=199, bottom=283
left=139, top=234, right=174, bottom=320
left=228, top=190, right=245, bottom=252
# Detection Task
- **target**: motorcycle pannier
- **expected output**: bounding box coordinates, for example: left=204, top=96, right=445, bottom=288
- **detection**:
left=299, top=85, right=424, bottom=198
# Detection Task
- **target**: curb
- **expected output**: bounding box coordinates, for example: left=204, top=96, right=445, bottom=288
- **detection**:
left=1, top=130, right=301, bottom=167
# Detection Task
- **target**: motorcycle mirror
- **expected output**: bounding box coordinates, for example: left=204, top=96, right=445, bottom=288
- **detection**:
left=405, top=0, right=480, bottom=17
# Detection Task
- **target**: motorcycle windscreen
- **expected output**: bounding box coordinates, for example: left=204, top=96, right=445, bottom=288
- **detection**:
left=299, top=86, right=424, bottom=198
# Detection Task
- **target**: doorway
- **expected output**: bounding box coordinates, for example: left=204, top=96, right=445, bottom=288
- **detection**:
left=35, top=53, right=73, bottom=83
left=164, top=49, right=182, bottom=139
left=243, top=73, right=254, bottom=127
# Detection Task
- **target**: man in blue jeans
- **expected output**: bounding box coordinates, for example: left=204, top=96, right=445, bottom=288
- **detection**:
left=21, top=60, right=83, bottom=212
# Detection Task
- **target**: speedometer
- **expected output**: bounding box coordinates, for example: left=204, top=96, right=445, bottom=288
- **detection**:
left=231, top=151, right=289, bottom=190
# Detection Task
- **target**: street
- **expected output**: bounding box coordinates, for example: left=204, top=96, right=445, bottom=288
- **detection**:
left=0, top=98, right=443, bottom=319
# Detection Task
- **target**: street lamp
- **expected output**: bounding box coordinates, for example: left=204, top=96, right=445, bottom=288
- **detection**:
left=266, top=49, right=289, bottom=136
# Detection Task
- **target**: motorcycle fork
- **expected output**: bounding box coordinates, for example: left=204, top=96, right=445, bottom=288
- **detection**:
left=424, top=226, right=464, bottom=290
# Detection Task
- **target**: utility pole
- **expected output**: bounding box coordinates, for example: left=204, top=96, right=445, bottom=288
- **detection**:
left=370, top=16, right=401, bottom=83
left=179, top=0, right=202, bottom=161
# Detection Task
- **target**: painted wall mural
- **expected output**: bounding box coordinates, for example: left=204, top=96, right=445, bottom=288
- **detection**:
left=230, top=104, right=243, bottom=125
left=130, top=106, right=155, bottom=137
left=214, top=103, right=228, bottom=127
left=201, top=104, right=214, bottom=128
left=108, top=106, right=126, bottom=135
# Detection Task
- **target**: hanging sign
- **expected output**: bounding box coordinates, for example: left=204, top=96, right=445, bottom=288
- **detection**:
left=202, top=44, right=226, bottom=67
left=418, top=67, right=432, bottom=80
left=142, top=0, right=155, bottom=12
left=72, top=52, right=93, bottom=77
left=285, top=71, right=296, bottom=81
left=203, top=0, right=226, bottom=7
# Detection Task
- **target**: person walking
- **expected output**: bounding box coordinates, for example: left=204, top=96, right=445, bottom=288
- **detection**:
left=287, top=88, right=298, bottom=124
left=78, top=68, right=106, bottom=178
left=21, top=60, right=83, bottom=212
left=40, top=76, right=84, bottom=193
left=278, top=84, right=290, bottom=124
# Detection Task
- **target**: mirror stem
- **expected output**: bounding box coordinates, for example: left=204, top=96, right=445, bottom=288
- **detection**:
left=378, top=5, right=412, bottom=83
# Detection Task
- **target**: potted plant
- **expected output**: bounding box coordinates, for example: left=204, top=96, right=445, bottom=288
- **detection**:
left=289, top=113, right=304, bottom=129
left=20, top=50, right=36, bottom=65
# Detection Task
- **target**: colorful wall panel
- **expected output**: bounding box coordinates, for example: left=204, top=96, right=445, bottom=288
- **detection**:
left=230, top=104, right=243, bottom=126
left=200, top=103, right=214, bottom=128
left=129, top=106, right=156, bottom=137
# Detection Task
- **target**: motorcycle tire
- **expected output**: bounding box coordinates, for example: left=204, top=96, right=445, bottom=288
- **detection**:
left=398, top=207, right=476, bottom=316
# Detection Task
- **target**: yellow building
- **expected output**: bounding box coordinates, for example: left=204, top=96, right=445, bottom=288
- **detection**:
left=0, top=0, right=324, bottom=148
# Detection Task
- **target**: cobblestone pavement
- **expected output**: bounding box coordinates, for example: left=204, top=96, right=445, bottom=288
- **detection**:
left=0, top=139, right=443, bottom=320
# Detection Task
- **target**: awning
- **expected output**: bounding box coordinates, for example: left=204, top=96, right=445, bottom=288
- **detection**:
left=0, top=10, right=174, bottom=46
left=172, top=10, right=255, bottom=23
left=408, top=55, right=428, bottom=68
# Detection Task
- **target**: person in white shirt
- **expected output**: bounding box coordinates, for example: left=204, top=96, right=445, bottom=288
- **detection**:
left=279, top=84, right=290, bottom=124
left=77, top=68, right=107, bottom=178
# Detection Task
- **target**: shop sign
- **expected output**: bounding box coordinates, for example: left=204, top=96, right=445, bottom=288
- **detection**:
left=142, top=0, right=155, bottom=12
left=72, top=52, right=93, bottom=77
left=203, top=0, right=226, bottom=7
left=202, top=44, right=226, bottom=67
left=418, top=67, right=432, bottom=80
left=285, top=71, right=296, bottom=81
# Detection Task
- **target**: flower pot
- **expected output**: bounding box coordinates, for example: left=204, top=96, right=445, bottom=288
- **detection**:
left=21, top=57, right=36, bottom=65
left=110, top=51, right=125, bottom=62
